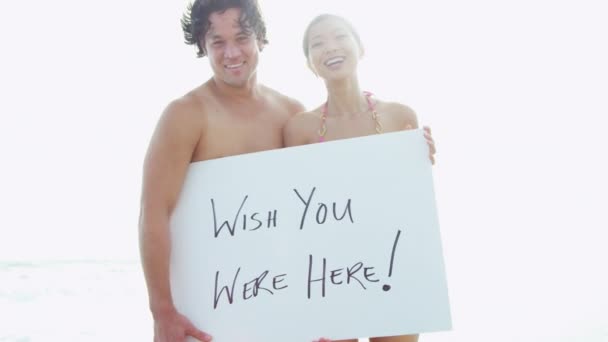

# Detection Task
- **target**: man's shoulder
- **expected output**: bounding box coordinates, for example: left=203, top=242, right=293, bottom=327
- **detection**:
left=155, top=91, right=210, bottom=135
left=261, top=85, right=306, bottom=114
left=163, top=85, right=212, bottom=120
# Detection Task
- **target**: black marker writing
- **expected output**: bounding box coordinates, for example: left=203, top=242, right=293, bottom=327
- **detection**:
left=213, top=267, right=288, bottom=309
left=307, top=255, right=379, bottom=299
left=294, top=187, right=316, bottom=230
left=212, top=196, right=278, bottom=238
left=383, top=229, right=402, bottom=292
left=294, top=187, right=354, bottom=230
left=214, top=267, right=240, bottom=309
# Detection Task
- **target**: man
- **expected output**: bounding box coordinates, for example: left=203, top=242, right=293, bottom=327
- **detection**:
left=138, top=1, right=304, bottom=341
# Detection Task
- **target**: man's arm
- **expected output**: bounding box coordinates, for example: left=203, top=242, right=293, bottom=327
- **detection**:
left=139, top=99, right=211, bottom=342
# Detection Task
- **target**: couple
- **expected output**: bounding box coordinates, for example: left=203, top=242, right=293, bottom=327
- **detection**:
left=139, top=0, right=436, bottom=341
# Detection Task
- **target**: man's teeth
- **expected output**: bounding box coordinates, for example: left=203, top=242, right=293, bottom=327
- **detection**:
left=226, top=62, right=244, bottom=69
left=325, top=57, right=345, bottom=66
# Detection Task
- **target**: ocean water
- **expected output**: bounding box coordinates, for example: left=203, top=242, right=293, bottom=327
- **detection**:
left=0, top=260, right=152, bottom=341
left=2, top=260, right=607, bottom=342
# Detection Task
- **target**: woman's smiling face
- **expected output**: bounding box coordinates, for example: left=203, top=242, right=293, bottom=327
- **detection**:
left=305, top=17, right=364, bottom=81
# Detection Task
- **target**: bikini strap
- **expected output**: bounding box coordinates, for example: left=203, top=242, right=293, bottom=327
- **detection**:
left=318, top=91, right=378, bottom=142
left=363, top=91, right=376, bottom=111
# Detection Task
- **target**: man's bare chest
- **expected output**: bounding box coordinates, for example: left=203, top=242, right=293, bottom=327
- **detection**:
left=194, top=114, right=286, bottom=161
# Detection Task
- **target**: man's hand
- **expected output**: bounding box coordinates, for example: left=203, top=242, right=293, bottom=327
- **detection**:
left=313, top=338, right=332, bottom=342
left=153, top=307, right=212, bottom=342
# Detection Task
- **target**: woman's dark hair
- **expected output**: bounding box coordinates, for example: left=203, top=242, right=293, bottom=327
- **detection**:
left=302, top=14, right=362, bottom=58
left=181, top=0, right=268, bottom=58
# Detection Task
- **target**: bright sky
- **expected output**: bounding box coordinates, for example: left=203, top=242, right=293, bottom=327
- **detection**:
left=1, top=0, right=607, bottom=341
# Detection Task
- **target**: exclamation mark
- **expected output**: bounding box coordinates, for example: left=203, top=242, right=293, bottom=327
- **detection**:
left=383, top=229, right=402, bottom=292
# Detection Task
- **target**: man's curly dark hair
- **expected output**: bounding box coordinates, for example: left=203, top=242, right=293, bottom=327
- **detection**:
left=181, top=0, right=268, bottom=58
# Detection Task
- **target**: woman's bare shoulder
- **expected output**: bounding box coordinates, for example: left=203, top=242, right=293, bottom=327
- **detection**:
left=375, top=99, right=419, bottom=129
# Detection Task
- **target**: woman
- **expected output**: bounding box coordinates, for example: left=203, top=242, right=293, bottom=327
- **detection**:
left=283, top=14, right=435, bottom=342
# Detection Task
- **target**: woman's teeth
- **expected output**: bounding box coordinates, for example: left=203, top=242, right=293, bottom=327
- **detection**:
left=325, top=57, right=345, bottom=66
left=226, top=62, right=245, bottom=69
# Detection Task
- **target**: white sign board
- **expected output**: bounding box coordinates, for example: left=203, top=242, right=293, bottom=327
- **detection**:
left=170, top=129, right=451, bottom=342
